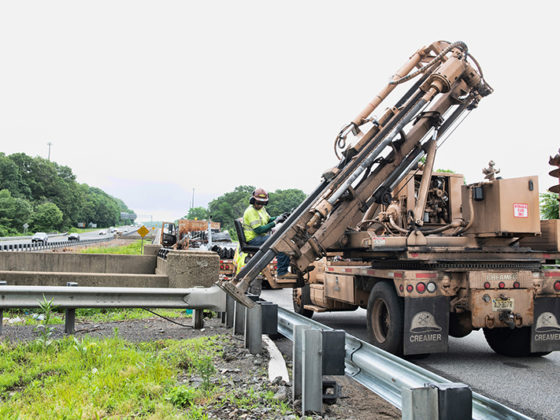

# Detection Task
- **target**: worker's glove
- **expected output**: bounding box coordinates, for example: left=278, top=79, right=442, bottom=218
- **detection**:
left=275, top=212, right=289, bottom=224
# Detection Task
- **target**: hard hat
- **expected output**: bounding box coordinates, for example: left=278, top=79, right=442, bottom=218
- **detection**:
left=252, top=188, right=269, bottom=204
left=535, top=312, right=560, bottom=332
left=410, top=311, right=442, bottom=333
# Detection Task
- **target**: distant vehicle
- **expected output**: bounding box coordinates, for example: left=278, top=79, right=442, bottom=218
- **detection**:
left=68, top=233, right=80, bottom=241
left=98, top=230, right=106, bottom=235
left=31, top=232, right=48, bottom=244
left=110, top=227, right=117, bottom=233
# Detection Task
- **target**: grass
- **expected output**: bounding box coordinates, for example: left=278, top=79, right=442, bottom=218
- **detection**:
left=79, top=239, right=145, bottom=255
left=0, top=334, right=292, bottom=419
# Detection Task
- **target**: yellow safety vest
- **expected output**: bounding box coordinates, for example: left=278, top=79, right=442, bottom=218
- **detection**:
left=243, top=205, right=270, bottom=242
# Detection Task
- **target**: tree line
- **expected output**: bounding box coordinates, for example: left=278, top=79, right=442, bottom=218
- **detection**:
left=0, top=152, right=135, bottom=235
left=185, top=185, right=306, bottom=239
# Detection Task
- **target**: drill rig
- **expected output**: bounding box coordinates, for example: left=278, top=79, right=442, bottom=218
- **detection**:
left=221, top=40, right=560, bottom=357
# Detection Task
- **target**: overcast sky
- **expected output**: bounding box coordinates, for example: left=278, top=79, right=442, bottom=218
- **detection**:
left=0, top=1, right=557, bottom=222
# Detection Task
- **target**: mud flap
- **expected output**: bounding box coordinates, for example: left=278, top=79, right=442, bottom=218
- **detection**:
left=404, top=296, right=449, bottom=355
left=531, top=297, right=560, bottom=353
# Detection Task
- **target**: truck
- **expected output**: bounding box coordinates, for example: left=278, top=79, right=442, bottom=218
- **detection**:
left=222, top=40, right=560, bottom=357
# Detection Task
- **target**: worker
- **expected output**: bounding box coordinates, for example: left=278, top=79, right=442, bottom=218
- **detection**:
left=242, top=188, right=295, bottom=279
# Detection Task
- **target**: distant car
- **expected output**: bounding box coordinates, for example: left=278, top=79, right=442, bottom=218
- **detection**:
left=31, top=232, right=48, bottom=244
left=68, top=233, right=80, bottom=241
left=98, top=230, right=106, bottom=235
left=110, top=227, right=117, bottom=233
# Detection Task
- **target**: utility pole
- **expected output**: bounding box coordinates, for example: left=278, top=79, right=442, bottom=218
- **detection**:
left=191, top=188, right=195, bottom=209
left=47, top=142, right=53, bottom=161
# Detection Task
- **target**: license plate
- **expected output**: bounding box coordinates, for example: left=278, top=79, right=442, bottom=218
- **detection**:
left=492, top=298, right=514, bottom=311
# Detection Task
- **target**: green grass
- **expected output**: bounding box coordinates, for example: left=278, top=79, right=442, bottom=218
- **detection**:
left=79, top=239, right=145, bottom=255
left=3, top=308, right=191, bottom=326
left=0, top=334, right=292, bottom=419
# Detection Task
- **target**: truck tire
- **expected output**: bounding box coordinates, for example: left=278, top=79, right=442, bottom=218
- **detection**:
left=293, top=285, right=313, bottom=318
left=483, top=327, right=550, bottom=357
left=367, top=282, right=404, bottom=355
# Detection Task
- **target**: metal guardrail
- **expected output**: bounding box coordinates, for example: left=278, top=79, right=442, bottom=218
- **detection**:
left=275, top=306, right=532, bottom=420
left=0, top=285, right=226, bottom=312
left=0, top=237, right=114, bottom=252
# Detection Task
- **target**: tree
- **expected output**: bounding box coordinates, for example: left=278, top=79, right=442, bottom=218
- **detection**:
left=31, top=202, right=63, bottom=232
left=268, top=189, right=306, bottom=216
left=540, top=193, right=559, bottom=220
left=186, top=207, right=209, bottom=220
left=0, top=189, right=33, bottom=234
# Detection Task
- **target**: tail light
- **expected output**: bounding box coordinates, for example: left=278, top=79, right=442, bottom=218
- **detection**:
left=220, top=265, right=224, bottom=269
left=427, top=282, right=437, bottom=293
left=406, top=284, right=414, bottom=293
left=513, top=281, right=520, bottom=289
left=554, top=281, right=560, bottom=291
left=484, top=282, right=491, bottom=289
left=416, top=282, right=426, bottom=293
left=498, top=282, right=505, bottom=289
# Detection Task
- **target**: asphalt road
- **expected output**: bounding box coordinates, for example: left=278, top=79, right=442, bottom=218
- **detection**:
left=262, top=288, right=559, bottom=420
left=0, top=227, right=136, bottom=247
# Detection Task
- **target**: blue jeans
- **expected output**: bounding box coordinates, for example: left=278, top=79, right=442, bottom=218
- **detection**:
left=247, top=235, right=290, bottom=276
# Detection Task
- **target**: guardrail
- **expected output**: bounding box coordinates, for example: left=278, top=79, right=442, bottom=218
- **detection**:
left=274, top=306, right=531, bottom=420
left=0, top=284, right=226, bottom=334
left=0, top=237, right=114, bottom=252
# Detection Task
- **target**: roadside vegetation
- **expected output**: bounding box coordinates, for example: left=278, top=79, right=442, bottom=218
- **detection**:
left=0, top=333, right=290, bottom=419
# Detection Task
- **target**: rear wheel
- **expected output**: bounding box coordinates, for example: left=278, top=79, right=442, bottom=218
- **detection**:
left=292, top=285, right=313, bottom=318
left=367, top=282, right=404, bottom=355
left=483, top=327, right=550, bottom=357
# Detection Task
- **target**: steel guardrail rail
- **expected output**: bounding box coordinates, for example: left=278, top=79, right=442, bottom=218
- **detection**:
left=276, top=306, right=532, bottom=420
left=0, top=237, right=116, bottom=252
left=0, top=285, right=226, bottom=312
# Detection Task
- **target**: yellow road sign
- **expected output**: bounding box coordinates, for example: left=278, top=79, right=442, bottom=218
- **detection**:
left=137, top=225, right=150, bottom=238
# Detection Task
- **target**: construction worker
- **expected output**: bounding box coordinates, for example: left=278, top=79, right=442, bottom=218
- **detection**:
left=242, top=188, right=295, bottom=279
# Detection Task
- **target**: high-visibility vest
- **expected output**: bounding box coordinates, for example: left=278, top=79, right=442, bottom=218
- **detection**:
left=233, top=246, right=247, bottom=274
left=242, top=205, right=270, bottom=242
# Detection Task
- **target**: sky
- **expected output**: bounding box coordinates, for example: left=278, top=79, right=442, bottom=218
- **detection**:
left=0, top=1, right=558, bottom=222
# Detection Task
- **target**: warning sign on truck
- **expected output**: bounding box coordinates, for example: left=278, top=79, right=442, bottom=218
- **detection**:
left=513, top=203, right=528, bottom=218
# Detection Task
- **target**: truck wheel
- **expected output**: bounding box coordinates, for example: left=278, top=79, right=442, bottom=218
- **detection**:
left=483, top=327, right=550, bottom=357
left=293, top=285, right=313, bottom=318
left=367, top=282, right=404, bottom=355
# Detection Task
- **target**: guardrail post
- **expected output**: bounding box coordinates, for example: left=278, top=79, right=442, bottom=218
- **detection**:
left=402, top=383, right=471, bottom=420
left=64, top=282, right=78, bottom=334
left=233, top=301, right=245, bottom=335
left=293, top=325, right=307, bottom=400
left=302, top=328, right=323, bottom=414
left=0, top=281, right=6, bottom=335
left=192, top=309, right=204, bottom=329
left=244, top=303, right=262, bottom=355
left=225, top=294, right=235, bottom=328
left=260, top=301, right=278, bottom=335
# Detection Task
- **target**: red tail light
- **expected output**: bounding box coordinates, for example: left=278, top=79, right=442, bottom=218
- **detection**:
left=416, top=282, right=426, bottom=293
left=513, top=281, right=520, bottom=289
left=220, top=265, right=224, bottom=269
left=399, top=285, right=404, bottom=292
left=498, top=282, right=505, bottom=289
left=554, top=281, right=560, bottom=291
left=484, top=282, right=491, bottom=289
left=406, top=285, right=413, bottom=293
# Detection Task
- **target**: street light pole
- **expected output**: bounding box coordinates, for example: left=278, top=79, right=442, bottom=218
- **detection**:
left=47, top=142, right=53, bottom=161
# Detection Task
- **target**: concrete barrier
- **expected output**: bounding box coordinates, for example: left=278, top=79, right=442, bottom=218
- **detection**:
left=156, top=249, right=219, bottom=288
left=0, top=252, right=156, bottom=274
left=0, top=271, right=168, bottom=288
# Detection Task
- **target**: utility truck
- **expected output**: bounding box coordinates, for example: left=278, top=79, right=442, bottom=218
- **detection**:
left=221, top=40, right=560, bottom=357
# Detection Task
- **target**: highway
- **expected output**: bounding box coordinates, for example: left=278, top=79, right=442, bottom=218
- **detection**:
left=0, top=226, right=137, bottom=248
left=262, top=288, right=559, bottom=420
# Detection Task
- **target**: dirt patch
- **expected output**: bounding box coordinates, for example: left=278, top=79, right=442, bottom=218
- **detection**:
left=1, top=315, right=400, bottom=419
